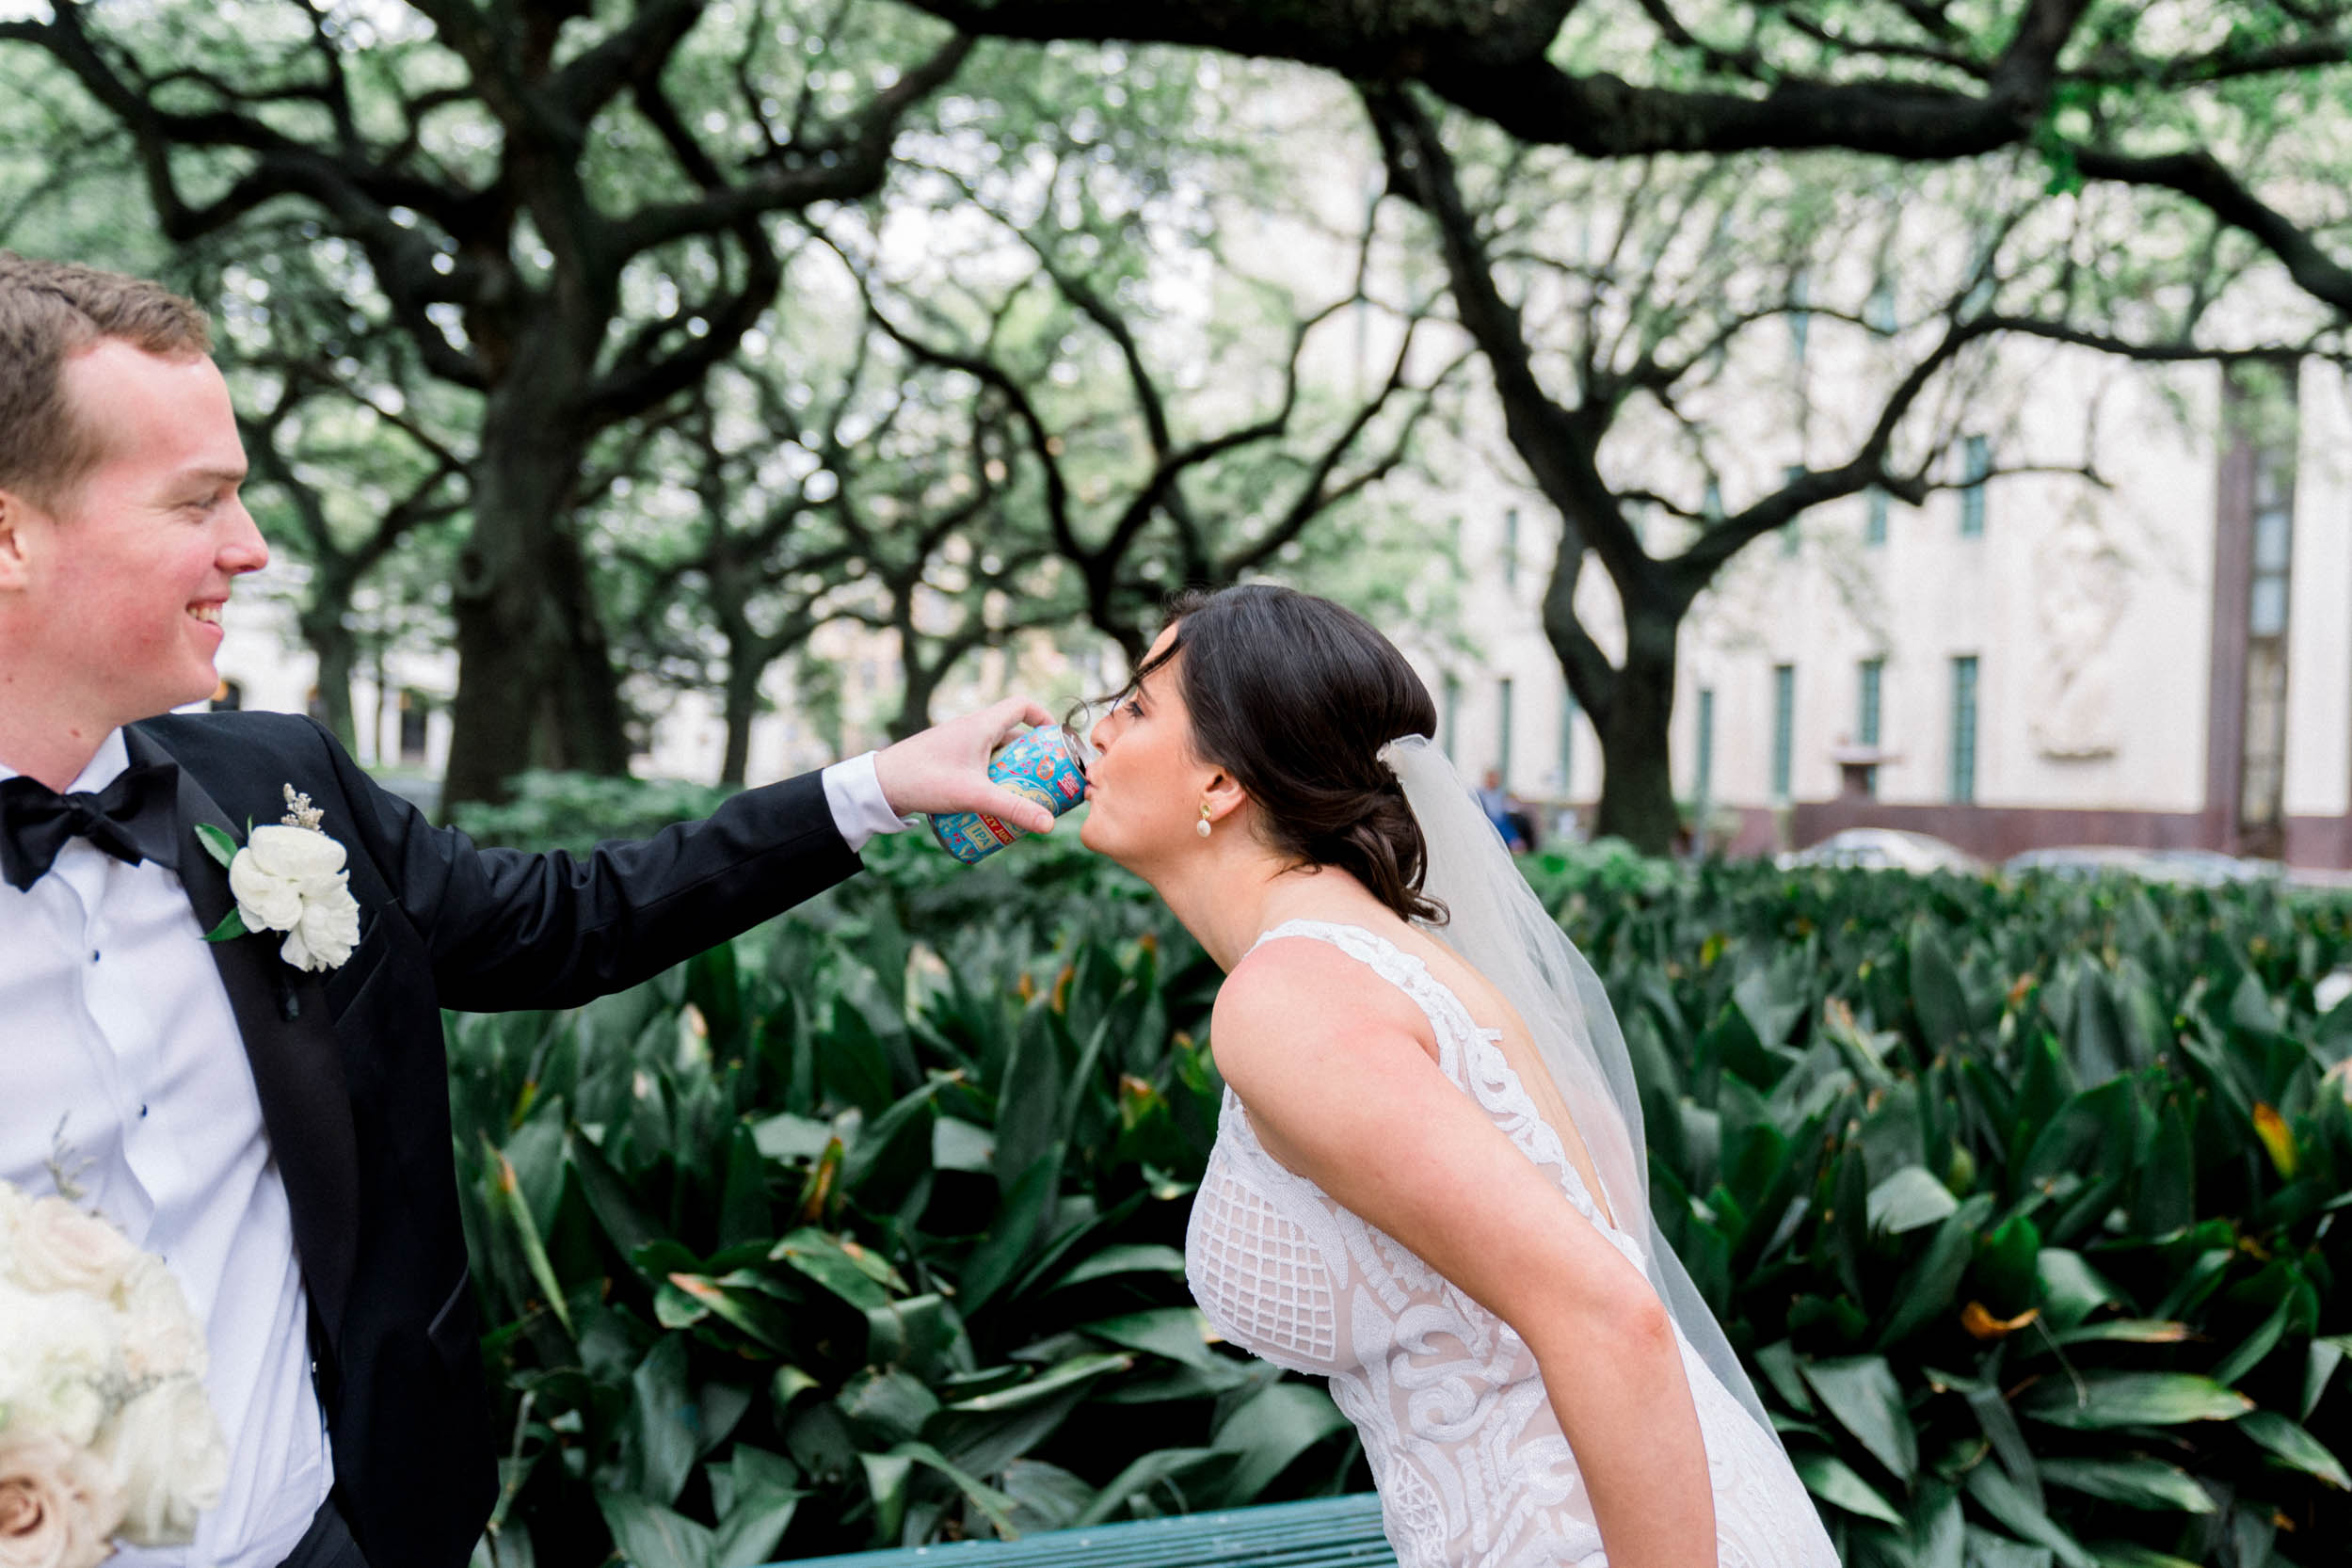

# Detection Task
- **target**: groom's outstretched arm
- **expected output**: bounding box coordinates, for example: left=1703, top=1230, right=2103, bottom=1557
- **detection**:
left=314, top=697, right=1054, bottom=1012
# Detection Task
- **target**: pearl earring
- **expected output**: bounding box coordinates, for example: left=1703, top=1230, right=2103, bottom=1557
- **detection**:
left=1196, top=802, right=1214, bottom=839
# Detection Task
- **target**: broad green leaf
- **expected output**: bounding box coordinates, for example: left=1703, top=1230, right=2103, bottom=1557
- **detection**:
left=2210, top=1291, right=2292, bottom=1387
left=2033, top=1251, right=2120, bottom=1332
left=892, top=1439, right=1021, bottom=1539
left=858, top=1451, right=913, bottom=1546
left=709, top=1448, right=803, bottom=1568
left=1081, top=1307, right=1221, bottom=1370
left=939, top=1352, right=1132, bottom=1413
left=2020, top=1371, right=2252, bottom=1430
left=626, top=1336, right=700, bottom=1506
left=2238, top=1409, right=2351, bottom=1489
left=1072, top=1448, right=1230, bottom=1528
left=1907, top=922, right=1970, bottom=1054
left=836, top=1368, right=940, bottom=1448
left=932, top=1116, right=995, bottom=1173
left=202, top=906, right=249, bottom=943
left=595, top=1492, right=714, bottom=1568
left=1044, top=1242, right=1188, bottom=1290
left=958, top=1148, right=1064, bottom=1314
left=1796, top=1452, right=1905, bottom=1527
left=1209, top=1382, right=1350, bottom=1504
left=486, top=1135, right=572, bottom=1337
left=2087, top=1545, right=2201, bottom=1568
left=1964, top=1464, right=2096, bottom=1568
left=1867, top=1165, right=1960, bottom=1235
left=2306, top=1336, right=2347, bottom=1421
left=771, top=1228, right=892, bottom=1315
left=1800, top=1355, right=1917, bottom=1482
left=2051, top=1320, right=2189, bottom=1347
left=1876, top=1194, right=1994, bottom=1349
left=2039, top=1458, right=2214, bottom=1513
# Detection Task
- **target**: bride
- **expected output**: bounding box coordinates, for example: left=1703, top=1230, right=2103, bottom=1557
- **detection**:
left=1076, top=584, right=1838, bottom=1568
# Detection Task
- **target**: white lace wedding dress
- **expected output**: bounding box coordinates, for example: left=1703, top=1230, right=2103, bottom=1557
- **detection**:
left=1186, top=920, right=1840, bottom=1568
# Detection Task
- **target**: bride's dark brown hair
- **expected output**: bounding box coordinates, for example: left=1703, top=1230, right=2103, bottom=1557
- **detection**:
left=1111, top=584, right=1446, bottom=924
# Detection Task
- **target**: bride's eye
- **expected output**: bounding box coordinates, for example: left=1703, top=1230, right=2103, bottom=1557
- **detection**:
left=1123, top=698, right=1144, bottom=719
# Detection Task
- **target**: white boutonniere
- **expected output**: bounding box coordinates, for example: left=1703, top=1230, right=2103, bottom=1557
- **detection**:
left=193, top=786, right=362, bottom=973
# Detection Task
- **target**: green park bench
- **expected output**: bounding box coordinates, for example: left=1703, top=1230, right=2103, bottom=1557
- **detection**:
left=774, top=1494, right=1395, bottom=1568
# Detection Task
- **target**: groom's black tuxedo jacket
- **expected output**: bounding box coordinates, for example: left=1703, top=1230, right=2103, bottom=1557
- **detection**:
left=124, top=711, right=865, bottom=1568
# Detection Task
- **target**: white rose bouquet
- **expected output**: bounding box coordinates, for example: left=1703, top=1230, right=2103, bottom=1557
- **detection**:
left=0, top=1181, right=229, bottom=1568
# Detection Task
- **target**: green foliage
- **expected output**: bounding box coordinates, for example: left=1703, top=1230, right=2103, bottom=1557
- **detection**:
left=453, top=773, right=737, bottom=857
left=454, top=835, right=2352, bottom=1565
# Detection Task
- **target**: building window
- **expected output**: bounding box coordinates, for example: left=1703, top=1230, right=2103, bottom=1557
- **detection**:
left=1960, top=436, right=1991, bottom=536
left=1858, top=659, right=1883, bottom=748
left=1560, top=688, right=1578, bottom=796
left=1864, top=487, right=1889, bottom=547
left=1441, top=673, right=1460, bottom=759
left=1703, top=479, right=1724, bottom=523
left=1949, top=655, right=1979, bottom=803
left=1695, top=688, right=1715, bottom=806
left=1497, top=677, right=1515, bottom=784
left=1770, top=664, right=1795, bottom=801
left=2229, top=361, right=2298, bottom=855
left=1781, top=465, right=1805, bottom=554
left=1789, top=271, right=1812, bottom=366
left=1503, top=507, right=1521, bottom=588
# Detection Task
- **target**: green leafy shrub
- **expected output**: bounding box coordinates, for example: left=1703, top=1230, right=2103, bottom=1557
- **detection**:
left=453, top=771, right=734, bottom=856
left=453, top=828, right=2352, bottom=1567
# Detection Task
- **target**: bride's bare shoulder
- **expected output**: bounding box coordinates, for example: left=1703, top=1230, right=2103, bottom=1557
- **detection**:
left=1209, top=932, right=1432, bottom=1095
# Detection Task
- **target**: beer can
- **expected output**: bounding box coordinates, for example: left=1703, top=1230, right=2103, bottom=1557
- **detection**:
left=928, top=723, right=1096, bottom=863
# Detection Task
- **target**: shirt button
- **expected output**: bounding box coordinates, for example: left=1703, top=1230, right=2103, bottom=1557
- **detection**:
left=90, top=950, right=100, bottom=964
left=138, top=1104, right=149, bottom=1119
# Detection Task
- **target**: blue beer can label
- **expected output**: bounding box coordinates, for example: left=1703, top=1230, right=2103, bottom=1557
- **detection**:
left=929, top=723, right=1093, bottom=863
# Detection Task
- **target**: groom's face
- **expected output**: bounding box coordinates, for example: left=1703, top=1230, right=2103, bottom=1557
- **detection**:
left=0, top=339, right=267, bottom=727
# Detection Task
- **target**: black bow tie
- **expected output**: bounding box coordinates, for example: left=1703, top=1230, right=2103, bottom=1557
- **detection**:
left=0, top=762, right=183, bottom=892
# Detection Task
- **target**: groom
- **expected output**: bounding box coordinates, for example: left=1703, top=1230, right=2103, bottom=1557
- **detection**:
left=0, top=254, right=1061, bottom=1568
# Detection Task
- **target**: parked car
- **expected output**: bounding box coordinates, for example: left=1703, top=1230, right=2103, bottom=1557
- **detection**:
left=1777, top=828, right=1985, bottom=875
left=2002, top=845, right=2282, bottom=887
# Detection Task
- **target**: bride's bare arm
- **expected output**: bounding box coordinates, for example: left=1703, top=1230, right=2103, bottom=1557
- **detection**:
left=1212, top=937, right=1719, bottom=1568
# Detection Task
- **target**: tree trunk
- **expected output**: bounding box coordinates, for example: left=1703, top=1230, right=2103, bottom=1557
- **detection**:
left=1588, top=605, right=1681, bottom=856
left=440, top=365, right=629, bottom=811
left=719, top=654, right=762, bottom=789
left=891, top=654, right=943, bottom=743
left=299, top=596, right=360, bottom=753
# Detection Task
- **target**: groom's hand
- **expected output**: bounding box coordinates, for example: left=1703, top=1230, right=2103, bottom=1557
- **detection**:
left=872, top=696, right=1060, bottom=835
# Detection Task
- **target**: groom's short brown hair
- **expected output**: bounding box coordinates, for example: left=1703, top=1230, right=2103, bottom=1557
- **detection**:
left=0, top=252, right=212, bottom=512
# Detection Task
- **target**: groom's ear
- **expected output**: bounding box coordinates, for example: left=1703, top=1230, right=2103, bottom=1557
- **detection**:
left=0, top=488, right=30, bottom=592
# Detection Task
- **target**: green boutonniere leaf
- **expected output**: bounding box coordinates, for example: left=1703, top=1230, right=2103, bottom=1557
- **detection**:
left=203, top=907, right=249, bottom=943
left=195, top=823, right=240, bottom=870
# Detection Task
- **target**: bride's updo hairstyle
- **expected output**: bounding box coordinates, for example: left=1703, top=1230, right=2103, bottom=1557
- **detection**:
left=1137, top=584, right=1446, bottom=924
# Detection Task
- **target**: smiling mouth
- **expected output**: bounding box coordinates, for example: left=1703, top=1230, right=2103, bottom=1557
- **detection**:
left=188, top=603, right=223, bottom=626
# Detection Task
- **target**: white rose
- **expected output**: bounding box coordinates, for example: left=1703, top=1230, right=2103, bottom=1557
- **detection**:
left=227, top=826, right=360, bottom=971
left=277, top=885, right=360, bottom=973
left=0, top=1284, right=117, bottom=1448
left=8, top=1201, right=136, bottom=1302
left=92, top=1380, right=226, bottom=1548
left=0, top=1430, right=125, bottom=1568
left=116, top=1258, right=205, bottom=1383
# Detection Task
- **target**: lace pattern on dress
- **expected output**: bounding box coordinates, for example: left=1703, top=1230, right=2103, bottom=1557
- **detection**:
left=1184, top=918, right=1840, bottom=1568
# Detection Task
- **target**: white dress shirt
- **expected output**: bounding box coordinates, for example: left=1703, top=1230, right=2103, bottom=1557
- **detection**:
left=0, top=732, right=910, bottom=1566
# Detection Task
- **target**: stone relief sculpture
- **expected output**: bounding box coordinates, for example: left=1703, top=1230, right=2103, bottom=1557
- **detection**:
left=2031, top=497, right=2132, bottom=760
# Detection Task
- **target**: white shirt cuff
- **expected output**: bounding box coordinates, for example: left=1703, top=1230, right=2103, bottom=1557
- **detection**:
left=821, top=751, right=920, bottom=854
